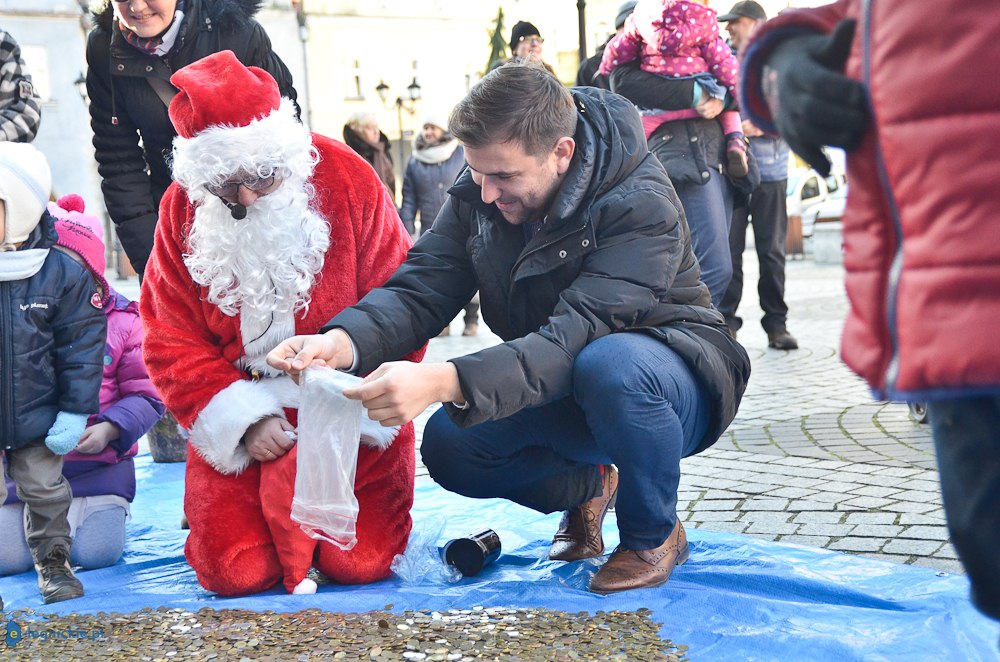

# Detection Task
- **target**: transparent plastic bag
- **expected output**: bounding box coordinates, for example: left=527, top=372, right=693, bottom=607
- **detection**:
left=291, top=367, right=363, bottom=550
left=390, top=516, right=463, bottom=585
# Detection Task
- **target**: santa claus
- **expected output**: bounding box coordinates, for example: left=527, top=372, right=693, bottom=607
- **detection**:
left=139, top=50, right=423, bottom=596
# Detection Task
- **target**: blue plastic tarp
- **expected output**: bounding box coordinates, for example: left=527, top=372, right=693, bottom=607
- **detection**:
left=2, top=455, right=998, bottom=661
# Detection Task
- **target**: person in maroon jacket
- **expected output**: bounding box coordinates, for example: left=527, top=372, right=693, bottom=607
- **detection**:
left=739, top=0, right=1000, bottom=623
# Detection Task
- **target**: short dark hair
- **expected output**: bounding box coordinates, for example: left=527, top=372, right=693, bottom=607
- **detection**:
left=449, top=61, right=577, bottom=157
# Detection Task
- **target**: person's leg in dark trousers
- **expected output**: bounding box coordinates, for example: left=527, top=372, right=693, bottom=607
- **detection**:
left=720, top=199, right=751, bottom=333
left=421, top=333, right=709, bottom=551
left=927, top=396, right=1000, bottom=622
left=674, top=171, right=735, bottom=308
left=750, top=180, right=790, bottom=335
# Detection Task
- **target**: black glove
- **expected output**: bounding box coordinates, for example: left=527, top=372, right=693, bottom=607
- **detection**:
left=763, top=19, right=869, bottom=176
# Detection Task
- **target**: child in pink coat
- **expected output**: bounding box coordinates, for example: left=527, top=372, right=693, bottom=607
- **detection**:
left=600, top=0, right=748, bottom=176
left=0, top=195, right=165, bottom=575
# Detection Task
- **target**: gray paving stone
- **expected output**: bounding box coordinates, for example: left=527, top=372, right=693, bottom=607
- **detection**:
left=765, top=487, right=818, bottom=499
left=742, top=498, right=789, bottom=511
left=791, top=511, right=845, bottom=524
left=839, top=495, right=895, bottom=509
left=829, top=537, right=885, bottom=552
left=847, top=485, right=903, bottom=498
left=686, top=510, right=740, bottom=522
left=882, top=501, right=942, bottom=514
left=899, top=525, right=951, bottom=541
left=843, top=512, right=898, bottom=525
left=690, top=500, right=742, bottom=511
left=890, top=489, right=942, bottom=503
left=913, top=557, right=966, bottom=575
left=783, top=500, right=839, bottom=512
left=745, top=522, right=799, bottom=536
left=796, top=523, right=856, bottom=537
left=695, top=521, right=748, bottom=534
left=849, top=524, right=904, bottom=538
left=738, top=511, right=793, bottom=524
left=777, top=535, right=832, bottom=548
left=881, top=539, right=945, bottom=556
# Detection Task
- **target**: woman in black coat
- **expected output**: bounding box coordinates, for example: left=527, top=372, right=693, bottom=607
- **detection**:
left=86, top=0, right=298, bottom=275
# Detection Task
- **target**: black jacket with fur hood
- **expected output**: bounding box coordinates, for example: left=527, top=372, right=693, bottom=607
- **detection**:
left=86, top=0, right=298, bottom=275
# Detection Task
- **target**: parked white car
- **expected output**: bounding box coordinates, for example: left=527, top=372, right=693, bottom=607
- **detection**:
left=786, top=168, right=846, bottom=219
left=801, top=182, right=848, bottom=238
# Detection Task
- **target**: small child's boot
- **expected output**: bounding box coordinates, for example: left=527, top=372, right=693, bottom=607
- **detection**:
left=726, top=134, right=749, bottom=178
left=35, top=545, right=83, bottom=604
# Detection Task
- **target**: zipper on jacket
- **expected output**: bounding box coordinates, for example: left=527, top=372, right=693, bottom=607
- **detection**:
left=862, top=0, right=904, bottom=394
left=1, top=282, right=13, bottom=448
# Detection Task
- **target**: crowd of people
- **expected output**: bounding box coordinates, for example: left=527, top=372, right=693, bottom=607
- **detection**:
left=0, top=0, right=996, bottom=633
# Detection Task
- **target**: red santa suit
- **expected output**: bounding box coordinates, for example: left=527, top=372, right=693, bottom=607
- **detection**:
left=140, top=52, right=423, bottom=596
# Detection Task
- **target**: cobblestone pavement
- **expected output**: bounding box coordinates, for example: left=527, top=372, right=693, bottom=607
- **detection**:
left=115, top=245, right=957, bottom=576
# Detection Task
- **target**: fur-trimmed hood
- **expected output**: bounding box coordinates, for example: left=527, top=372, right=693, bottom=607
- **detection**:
left=91, top=0, right=263, bottom=32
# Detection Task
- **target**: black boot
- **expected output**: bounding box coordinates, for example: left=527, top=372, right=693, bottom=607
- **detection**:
left=35, top=546, right=83, bottom=604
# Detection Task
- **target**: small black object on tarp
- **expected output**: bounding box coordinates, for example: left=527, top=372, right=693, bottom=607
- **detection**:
left=442, top=529, right=502, bottom=577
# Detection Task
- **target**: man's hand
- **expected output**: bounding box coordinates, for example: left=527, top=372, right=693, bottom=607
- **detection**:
left=763, top=19, right=869, bottom=175
left=244, top=416, right=296, bottom=462
left=266, top=328, right=354, bottom=382
left=75, top=421, right=120, bottom=455
left=695, top=95, right=724, bottom=119
left=343, top=362, right=464, bottom=427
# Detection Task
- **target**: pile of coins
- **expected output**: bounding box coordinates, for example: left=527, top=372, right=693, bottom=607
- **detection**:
left=2, top=605, right=689, bottom=661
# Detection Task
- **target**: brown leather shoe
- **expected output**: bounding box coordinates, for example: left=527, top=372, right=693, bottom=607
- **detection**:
left=548, top=465, right=619, bottom=562
left=588, top=520, right=689, bottom=594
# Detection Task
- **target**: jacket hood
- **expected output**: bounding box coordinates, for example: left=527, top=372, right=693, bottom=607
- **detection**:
left=92, top=0, right=262, bottom=32
left=450, top=86, right=649, bottom=226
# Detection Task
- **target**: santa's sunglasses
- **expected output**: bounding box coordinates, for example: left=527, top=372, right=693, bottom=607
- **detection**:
left=205, top=173, right=276, bottom=200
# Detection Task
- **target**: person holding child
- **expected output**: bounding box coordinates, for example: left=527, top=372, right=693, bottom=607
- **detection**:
left=0, top=194, right=165, bottom=580
left=600, top=0, right=750, bottom=306
left=0, top=143, right=106, bottom=605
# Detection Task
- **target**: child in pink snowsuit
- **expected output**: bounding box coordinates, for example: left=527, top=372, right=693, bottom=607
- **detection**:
left=599, top=0, right=748, bottom=176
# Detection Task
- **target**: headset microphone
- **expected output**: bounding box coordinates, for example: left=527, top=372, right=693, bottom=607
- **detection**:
left=222, top=199, right=247, bottom=220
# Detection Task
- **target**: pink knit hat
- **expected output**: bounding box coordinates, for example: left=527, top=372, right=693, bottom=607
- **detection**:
left=49, top=194, right=111, bottom=308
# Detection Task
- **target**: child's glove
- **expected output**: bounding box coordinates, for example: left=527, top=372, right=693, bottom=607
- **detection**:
left=45, top=411, right=88, bottom=455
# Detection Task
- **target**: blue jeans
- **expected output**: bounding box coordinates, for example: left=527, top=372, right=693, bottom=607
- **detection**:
left=927, top=396, right=1000, bottom=621
left=675, top=169, right=734, bottom=307
left=421, top=333, right=709, bottom=550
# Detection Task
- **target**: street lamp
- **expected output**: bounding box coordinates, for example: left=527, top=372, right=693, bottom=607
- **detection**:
left=73, top=71, right=88, bottom=105
left=375, top=78, right=422, bottom=166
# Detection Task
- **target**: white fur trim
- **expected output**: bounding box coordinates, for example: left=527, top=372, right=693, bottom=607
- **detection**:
left=359, top=416, right=400, bottom=450
left=189, top=376, right=299, bottom=474
left=292, top=577, right=318, bottom=595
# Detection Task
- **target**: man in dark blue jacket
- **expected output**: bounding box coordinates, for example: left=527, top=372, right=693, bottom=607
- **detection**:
left=268, top=62, right=750, bottom=594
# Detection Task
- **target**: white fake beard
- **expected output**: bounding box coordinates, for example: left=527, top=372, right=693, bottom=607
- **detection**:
left=183, top=176, right=330, bottom=371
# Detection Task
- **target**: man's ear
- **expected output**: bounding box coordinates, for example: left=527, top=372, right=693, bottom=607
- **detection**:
left=553, top=137, right=575, bottom=175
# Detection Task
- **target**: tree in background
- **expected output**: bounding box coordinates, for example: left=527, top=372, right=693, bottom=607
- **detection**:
left=485, top=7, right=507, bottom=74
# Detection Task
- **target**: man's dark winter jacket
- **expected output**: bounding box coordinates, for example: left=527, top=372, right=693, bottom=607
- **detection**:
left=1, top=212, right=106, bottom=451
left=327, top=87, right=750, bottom=453
left=86, top=0, right=298, bottom=275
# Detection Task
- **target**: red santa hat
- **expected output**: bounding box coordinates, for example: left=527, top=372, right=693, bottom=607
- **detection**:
left=50, top=194, right=111, bottom=308
left=169, top=50, right=281, bottom=140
